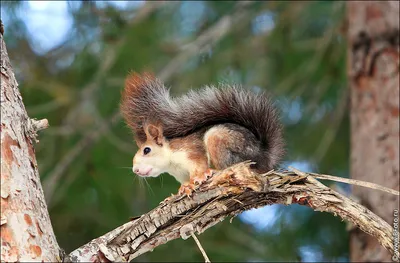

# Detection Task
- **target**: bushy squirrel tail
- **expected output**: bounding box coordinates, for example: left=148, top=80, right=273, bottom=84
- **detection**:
left=121, top=72, right=171, bottom=144
left=121, top=72, right=284, bottom=165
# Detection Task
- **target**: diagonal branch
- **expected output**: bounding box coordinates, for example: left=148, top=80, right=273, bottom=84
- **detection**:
left=68, top=162, right=396, bottom=262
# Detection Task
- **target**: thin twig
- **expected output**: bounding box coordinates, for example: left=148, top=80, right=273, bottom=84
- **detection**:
left=288, top=166, right=399, bottom=196
left=191, top=233, right=211, bottom=263
left=312, top=173, right=399, bottom=196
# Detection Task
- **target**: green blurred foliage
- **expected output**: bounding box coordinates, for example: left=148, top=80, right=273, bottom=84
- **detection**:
left=2, top=1, right=349, bottom=261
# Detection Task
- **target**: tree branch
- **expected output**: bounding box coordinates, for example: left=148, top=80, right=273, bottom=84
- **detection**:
left=68, top=162, right=396, bottom=262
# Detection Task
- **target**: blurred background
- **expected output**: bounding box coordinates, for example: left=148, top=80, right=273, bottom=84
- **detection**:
left=1, top=1, right=350, bottom=261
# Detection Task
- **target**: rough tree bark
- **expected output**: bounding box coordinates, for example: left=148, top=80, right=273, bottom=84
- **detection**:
left=0, top=34, right=60, bottom=261
left=348, top=1, right=400, bottom=262
left=68, top=163, right=397, bottom=262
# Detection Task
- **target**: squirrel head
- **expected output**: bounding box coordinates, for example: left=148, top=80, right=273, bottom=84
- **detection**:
left=132, top=123, right=171, bottom=178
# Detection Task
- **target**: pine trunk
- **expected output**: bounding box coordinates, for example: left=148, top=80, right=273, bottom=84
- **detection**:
left=348, top=1, right=400, bottom=262
left=0, top=33, right=60, bottom=261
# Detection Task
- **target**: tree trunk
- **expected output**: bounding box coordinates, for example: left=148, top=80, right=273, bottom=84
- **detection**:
left=0, top=33, right=60, bottom=261
left=348, top=1, right=400, bottom=262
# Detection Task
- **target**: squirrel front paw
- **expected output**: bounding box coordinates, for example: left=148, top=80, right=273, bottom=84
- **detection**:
left=192, top=168, right=216, bottom=185
left=177, top=169, right=217, bottom=197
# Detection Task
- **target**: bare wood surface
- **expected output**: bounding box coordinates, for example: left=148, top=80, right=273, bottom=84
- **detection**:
left=0, top=33, right=60, bottom=262
left=69, top=162, right=396, bottom=262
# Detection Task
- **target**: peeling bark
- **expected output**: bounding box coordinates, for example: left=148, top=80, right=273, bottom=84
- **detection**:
left=0, top=34, right=60, bottom=262
left=347, top=1, right=400, bottom=262
left=69, top=162, right=396, bottom=262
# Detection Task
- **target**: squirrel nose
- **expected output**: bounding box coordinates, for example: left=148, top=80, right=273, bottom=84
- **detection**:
left=134, top=168, right=139, bottom=173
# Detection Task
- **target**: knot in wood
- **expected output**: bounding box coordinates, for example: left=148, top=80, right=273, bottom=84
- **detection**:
left=180, top=224, right=194, bottom=240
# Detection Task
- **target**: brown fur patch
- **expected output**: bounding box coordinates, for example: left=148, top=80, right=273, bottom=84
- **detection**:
left=125, top=72, right=155, bottom=90
left=205, top=127, right=233, bottom=169
left=169, top=132, right=206, bottom=161
left=169, top=131, right=208, bottom=176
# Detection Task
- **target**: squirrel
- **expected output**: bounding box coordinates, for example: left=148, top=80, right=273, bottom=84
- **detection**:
left=120, top=72, right=284, bottom=196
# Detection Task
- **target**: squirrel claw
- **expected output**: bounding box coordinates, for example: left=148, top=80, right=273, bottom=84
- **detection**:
left=176, top=169, right=217, bottom=198
left=193, top=176, right=205, bottom=186
left=204, top=168, right=216, bottom=179
left=178, top=183, right=195, bottom=197
left=193, top=168, right=216, bottom=185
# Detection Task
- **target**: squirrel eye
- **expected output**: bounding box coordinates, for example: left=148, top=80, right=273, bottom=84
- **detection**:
left=143, top=147, right=151, bottom=155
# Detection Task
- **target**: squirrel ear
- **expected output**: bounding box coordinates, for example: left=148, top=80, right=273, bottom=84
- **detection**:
left=145, top=124, right=163, bottom=146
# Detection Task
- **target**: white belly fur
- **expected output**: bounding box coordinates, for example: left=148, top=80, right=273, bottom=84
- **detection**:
left=166, top=150, right=192, bottom=184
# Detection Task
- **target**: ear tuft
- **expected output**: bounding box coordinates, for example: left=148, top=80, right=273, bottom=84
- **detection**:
left=124, top=71, right=156, bottom=93
left=120, top=71, right=157, bottom=145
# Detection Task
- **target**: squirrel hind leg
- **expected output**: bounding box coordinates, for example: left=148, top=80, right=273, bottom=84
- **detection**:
left=204, top=124, right=267, bottom=171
